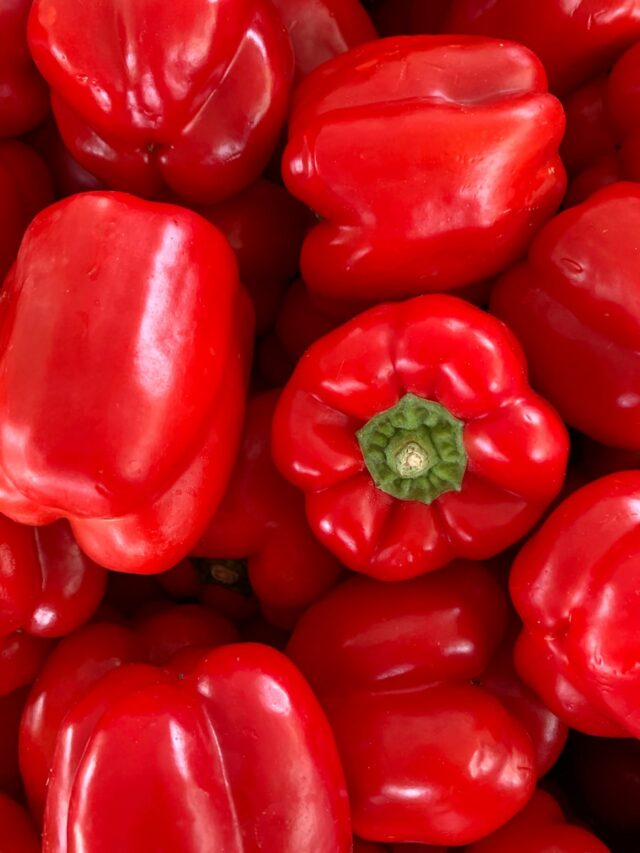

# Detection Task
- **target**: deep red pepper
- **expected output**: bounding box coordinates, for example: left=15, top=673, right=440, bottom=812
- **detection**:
left=28, top=0, right=294, bottom=204
left=193, top=390, right=342, bottom=628
left=273, top=294, right=568, bottom=580
left=282, top=36, right=565, bottom=308
left=511, top=471, right=640, bottom=738
left=0, top=192, right=253, bottom=573
left=0, top=687, right=28, bottom=797
left=43, top=644, right=351, bottom=853
left=0, top=631, right=52, bottom=697
left=0, top=0, right=49, bottom=137
left=195, top=181, right=312, bottom=335
left=0, top=792, right=40, bottom=853
left=491, top=183, right=640, bottom=450
left=30, top=121, right=106, bottom=200
left=158, top=559, right=260, bottom=624
left=443, top=0, right=640, bottom=96
left=20, top=605, right=238, bottom=822
left=287, top=562, right=566, bottom=846
left=0, top=140, right=53, bottom=282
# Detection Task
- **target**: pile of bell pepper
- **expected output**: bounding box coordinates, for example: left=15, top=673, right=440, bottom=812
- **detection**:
left=2, top=0, right=640, bottom=851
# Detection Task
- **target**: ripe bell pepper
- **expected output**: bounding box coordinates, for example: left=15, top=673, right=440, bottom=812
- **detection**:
left=0, top=0, right=49, bottom=137
left=0, top=517, right=106, bottom=695
left=193, top=390, right=342, bottom=628
left=0, top=192, right=253, bottom=573
left=282, top=36, right=565, bottom=308
left=0, top=793, right=40, bottom=853
left=0, top=687, right=28, bottom=797
left=20, top=605, right=238, bottom=821
left=510, top=471, right=640, bottom=738
left=0, top=140, right=53, bottom=281
left=491, top=183, right=640, bottom=450
left=43, top=644, right=351, bottom=853
left=273, top=294, right=568, bottom=580
left=28, top=0, right=294, bottom=204
left=286, top=562, right=566, bottom=846
left=443, top=0, right=640, bottom=96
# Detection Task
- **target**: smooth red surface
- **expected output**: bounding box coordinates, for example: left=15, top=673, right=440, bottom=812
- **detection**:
left=0, top=793, right=40, bottom=853
left=288, top=563, right=566, bottom=846
left=0, top=140, right=53, bottom=282
left=194, top=391, right=342, bottom=627
left=282, top=36, right=565, bottom=307
left=196, top=181, right=312, bottom=334
left=273, top=294, right=568, bottom=579
left=0, top=0, right=49, bottom=137
left=491, top=183, right=640, bottom=449
left=29, top=0, right=293, bottom=203
left=274, top=0, right=377, bottom=79
left=0, top=687, right=28, bottom=796
left=444, top=0, right=640, bottom=96
left=0, top=631, right=53, bottom=697
left=511, top=471, right=640, bottom=737
left=43, top=644, right=351, bottom=852
left=20, top=604, right=238, bottom=822
left=0, top=192, right=252, bottom=573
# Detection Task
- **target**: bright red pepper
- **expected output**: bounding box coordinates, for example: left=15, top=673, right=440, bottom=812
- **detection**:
left=0, top=792, right=40, bottom=853
left=43, top=644, right=351, bottom=853
left=287, top=562, right=566, bottom=846
left=282, top=36, right=565, bottom=308
left=0, top=517, right=105, bottom=695
left=20, top=605, right=238, bottom=821
left=511, top=471, right=640, bottom=738
left=443, top=0, right=640, bottom=96
left=0, top=192, right=253, bottom=574
left=273, top=294, right=568, bottom=580
left=491, top=183, right=640, bottom=450
left=272, top=0, right=377, bottom=80
left=0, top=140, right=53, bottom=282
left=193, top=390, right=342, bottom=628
left=195, top=181, right=312, bottom=335
left=28, top=0, right=294, bottom=203
left=0, top=0, right=49, bottom=137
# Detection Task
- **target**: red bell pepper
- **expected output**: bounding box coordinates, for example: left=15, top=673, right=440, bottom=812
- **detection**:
left=0, top=192, right=253, bottom=574
left=158, top=559, right=260, bottom=624
left=0, top=517, right=105, bottom=695
left=193, top=390, right=343, bottom=628
left=31, top=121, right=106, bottom=199
left=28, top=0, right=294, bottom=203
left=273, top=0, right=377, bottom=80
left=0, top=0, right=49, bottom=137
left=370, top=0, right=452, bottom=37
left=443, top=0, right=640, bottom=96
left=510, top=471, right=640, bottom=738
left=491, top=183, right=640, bottom=450
left=0, top=140, right=53, bottom=282
left=0, top=793, right=40, bottom=853
left=282, top=36, right=565, bottom=308
left=287, top=562, right=566, bottom=846
left=43, top=644, right=351, bottom=852
left=273, top=294, right=568, bottom=580
left=196, top=181, right=312, bottom=335
left=20, top=604, right=238, bottom=821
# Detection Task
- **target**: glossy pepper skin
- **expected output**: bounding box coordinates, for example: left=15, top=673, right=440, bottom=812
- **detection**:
left=443, top=0, right=640, bottom=96
left=491, top=183, right=640, bottom=450
left=28, top=0, right=294, bottom=204
left=20, top=606, right=238, bottom=821
left=43, top=644, right=351, bottom=853
left=196, top=181, right=312, bottom=335
left=273, top=0, right=377, bottom=80
left=0, top=517, right=105, bottom=695
left=0, top=793, right=40, bottom=853
left=273, top=294, right=568, bottom=580
left=282, top=36, right=565, bottom=308
left=287, top=562, right=566, bottom=846
left=511, top=471, right=640, bottom=739
left=0, top=140, right=53, bottom=282
left=0, top=0, right=49, bottom=137
left=0, top=192, right=253, bottom=574
left=193, top=390, right=342, bottom=629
